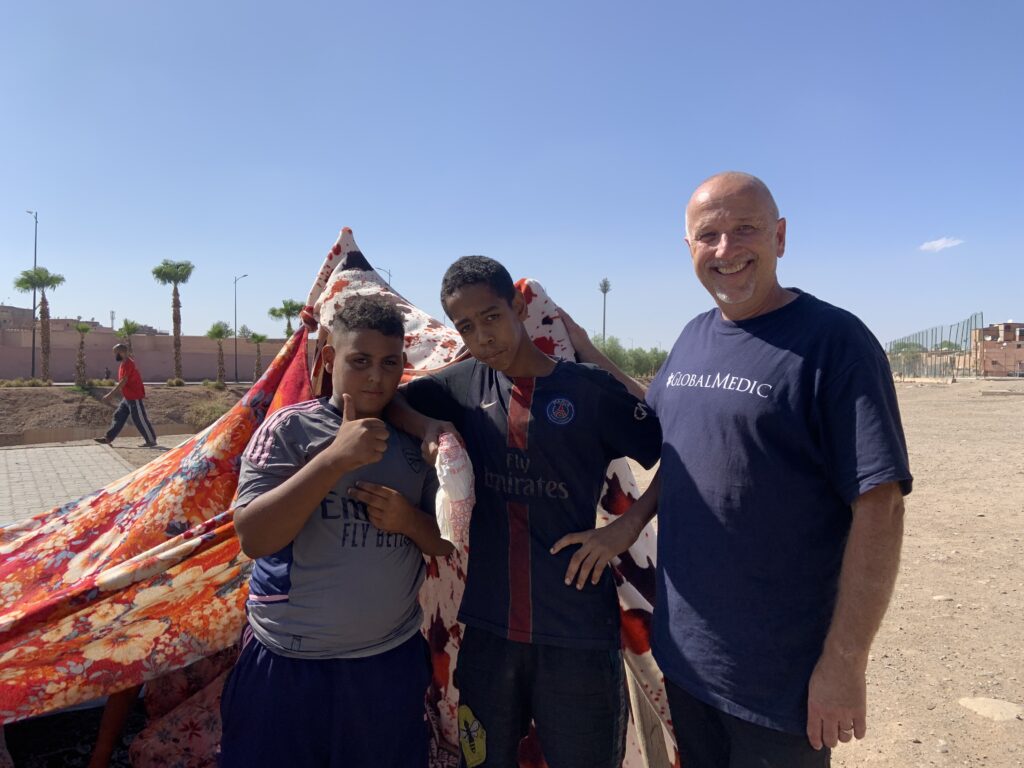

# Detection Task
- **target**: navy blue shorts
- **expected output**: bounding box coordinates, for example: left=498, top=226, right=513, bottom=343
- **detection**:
left=665, top=679, right=830, bottom=768
left=219, top=627, right=430, bottom=768
left=454, top=626, right=627, bottom=768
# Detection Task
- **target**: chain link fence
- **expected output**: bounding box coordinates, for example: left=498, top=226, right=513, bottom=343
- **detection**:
left=885, top=312, right=984, bottom=379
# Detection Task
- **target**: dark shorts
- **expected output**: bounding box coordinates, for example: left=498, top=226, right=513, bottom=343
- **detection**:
left=219, top=628, right=430, bottom=768
left=454, top=626, right=627, bottom=768
left=665, top=679, right=830, bottom=768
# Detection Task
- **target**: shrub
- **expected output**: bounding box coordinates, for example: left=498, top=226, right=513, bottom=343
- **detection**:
left=166, top=378, right=186, bottom=387
left=202, top=379, right=226, bottom=391
left=186, top=401, right=231, bottom=429
left=0, top=378, right=50, bottom=388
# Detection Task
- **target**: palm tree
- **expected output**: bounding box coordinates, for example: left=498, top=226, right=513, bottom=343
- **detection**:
left=152, top=260, right=195, bottom=380
left=14, top=266, right=65, bottom=381
left=74, top=322, right=92, bottom=387
left=249, top=333, right=268, bottom=380
left=598, top=278, right=611, bottom=342
left=116, top=319, right=140, bottom=355
left=206, top=321, right=232, bottom=384
left=268, top=299, right=303, bottom=336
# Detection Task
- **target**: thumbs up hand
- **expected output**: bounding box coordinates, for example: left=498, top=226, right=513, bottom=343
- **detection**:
left=330, top=393, right=390, bottom=470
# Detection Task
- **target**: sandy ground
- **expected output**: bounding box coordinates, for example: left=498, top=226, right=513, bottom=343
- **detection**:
left=4, top=378, right=1022, bottom=765
left=0, top=383, right=249, bottom=441
left=634, top=378, right=1024, bottom=766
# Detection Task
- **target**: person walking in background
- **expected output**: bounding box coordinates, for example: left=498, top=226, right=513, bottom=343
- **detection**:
left=94, top=343, right=158, bottom=447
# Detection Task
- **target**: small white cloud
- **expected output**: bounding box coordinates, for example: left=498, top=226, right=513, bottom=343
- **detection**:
left=919, top=237, right=964, bottom=253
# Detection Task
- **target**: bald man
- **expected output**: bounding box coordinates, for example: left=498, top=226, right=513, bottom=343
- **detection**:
left=563, top=172, right=912, bottom=766
left=654, top=172, right=914, bottom=766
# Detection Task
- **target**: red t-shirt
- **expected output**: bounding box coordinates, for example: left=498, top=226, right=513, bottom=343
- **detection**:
left=119, top=358, right=146, bottom=400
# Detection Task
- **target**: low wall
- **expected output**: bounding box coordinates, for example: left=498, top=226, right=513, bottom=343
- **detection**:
left=0, top=328, right=301, bottom=382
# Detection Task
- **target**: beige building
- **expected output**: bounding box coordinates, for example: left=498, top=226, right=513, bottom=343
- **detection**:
left=974, top=322, right=1024, bottom=377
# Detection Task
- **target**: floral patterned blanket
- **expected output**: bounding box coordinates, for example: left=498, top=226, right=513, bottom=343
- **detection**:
left=0, top=229, right=676, bottom=767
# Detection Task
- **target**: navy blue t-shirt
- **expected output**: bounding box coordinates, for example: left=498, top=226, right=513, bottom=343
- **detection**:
left=646, top=291, right=912, bottom=734
left=404, top=358, right=661, bottom=650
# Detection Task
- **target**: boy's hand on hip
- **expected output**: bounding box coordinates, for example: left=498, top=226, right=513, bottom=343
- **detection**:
left=332, top=393, right=389, bottom=468
left=349, top=482, right=414, bottom=534
left=550, top=517, right=640, bottom=589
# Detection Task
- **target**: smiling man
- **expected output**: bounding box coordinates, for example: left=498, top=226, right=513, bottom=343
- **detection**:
left=640, top=172, right=913, bottom=766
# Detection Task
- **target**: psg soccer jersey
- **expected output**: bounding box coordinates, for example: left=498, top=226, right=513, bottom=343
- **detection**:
left=404, top=358, right=660, bottom=649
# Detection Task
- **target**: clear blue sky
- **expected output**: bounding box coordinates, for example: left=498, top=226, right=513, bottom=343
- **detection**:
left=2, top=1, right=1022, bottom=349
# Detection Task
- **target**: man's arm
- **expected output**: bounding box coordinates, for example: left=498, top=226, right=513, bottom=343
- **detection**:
left=806, top=481, right=905, bottom=751
left=234, top=394, right=390, bottom=559
left=102, top=374, right=127, bottom=403
left=558, top=308, right=646, bottom=399
left=551, top=468, right=661, bottom=588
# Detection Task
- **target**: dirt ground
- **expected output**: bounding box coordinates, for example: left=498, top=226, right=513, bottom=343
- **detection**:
left=0, top=383, right=249, bottom=440
left=636, top=378, right=1024, bottom=767
left=3, top=378, right=1022, bottom=765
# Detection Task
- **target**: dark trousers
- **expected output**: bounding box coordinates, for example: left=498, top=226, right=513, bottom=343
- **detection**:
left=665, top=678, right=830, bottom=768
left=219, top=629, right=431, bottom=768
left=105, top=397, right=157, bottom=444
left=455, top=626, right=627, bottom=768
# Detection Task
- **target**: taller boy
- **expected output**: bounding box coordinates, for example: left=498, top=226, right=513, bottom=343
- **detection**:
left=398, top=256, right=661, bottom=768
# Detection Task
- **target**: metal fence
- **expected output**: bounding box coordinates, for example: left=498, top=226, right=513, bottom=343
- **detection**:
left=885, top=312, right=984, bottom=379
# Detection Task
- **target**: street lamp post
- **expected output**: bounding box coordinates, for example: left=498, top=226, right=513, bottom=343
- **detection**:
left=25, top=210, right=38, bottom=378
left=234, top=273, right=248, bottom=382
left=378, top=266, right=392, bottom=286
left=599, top=278, right=611, bottom=343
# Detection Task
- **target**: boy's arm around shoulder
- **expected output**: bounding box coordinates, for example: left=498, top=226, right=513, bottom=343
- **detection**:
left=387, top=376, right=464, bottom=464
left=235, top=395, right=390, bottom=559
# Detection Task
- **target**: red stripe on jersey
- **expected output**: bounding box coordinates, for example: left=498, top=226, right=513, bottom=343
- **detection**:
left=507, top=500, right=532, bottom=642
left=507, top=377, right=535, bottom=451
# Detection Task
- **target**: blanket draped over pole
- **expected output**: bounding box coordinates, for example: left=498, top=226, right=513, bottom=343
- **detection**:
left=0, top=229, right=676, bottom=767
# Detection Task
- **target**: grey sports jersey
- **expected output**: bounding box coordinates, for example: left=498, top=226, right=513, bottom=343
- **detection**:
left=234, top=397, right=439, bottom=659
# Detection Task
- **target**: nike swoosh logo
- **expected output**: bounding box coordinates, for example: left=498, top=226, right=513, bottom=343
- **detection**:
left=481, top=400, right=498, bottom=409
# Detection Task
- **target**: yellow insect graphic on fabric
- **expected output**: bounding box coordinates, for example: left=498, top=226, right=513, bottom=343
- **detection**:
left=458, top=704, right=487, bottom=767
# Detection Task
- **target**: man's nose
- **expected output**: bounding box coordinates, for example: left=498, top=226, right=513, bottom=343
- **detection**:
left=714, top=233, right=733, bottom=256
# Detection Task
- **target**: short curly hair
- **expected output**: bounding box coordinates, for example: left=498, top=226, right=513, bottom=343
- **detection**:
left=440, top=256, right=516, bottom=314
left=331, top=295, right=405, bottom=339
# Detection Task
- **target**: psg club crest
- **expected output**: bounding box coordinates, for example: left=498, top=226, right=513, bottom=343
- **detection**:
left=545, top=397, right=575, bottom=426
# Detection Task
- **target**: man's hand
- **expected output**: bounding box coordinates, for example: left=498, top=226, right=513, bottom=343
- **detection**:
left=101, top=391, right=114, bottom=404
left=550, top=517, right=642, bottom=589
left=348, top=481, right=416, bottom=534
left=421, top=418, right=462, bottom=464
left=806, top=649, right=867, bottom=750
left=331, top=394, right=390, bottom=469
left=556, top=308, right=597, bottom=357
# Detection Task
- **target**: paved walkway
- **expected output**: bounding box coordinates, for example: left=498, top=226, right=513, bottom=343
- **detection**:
left=1, top=441, right=144, bottom=526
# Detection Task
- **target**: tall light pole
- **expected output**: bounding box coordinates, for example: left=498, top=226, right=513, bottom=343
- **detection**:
left=234, top=273, right=248, bottom=382
left=25, top=210, right=38, bottom=378
left=599, top=278, right=611, bottom=343
left=378, top=266, right=392, bottom=286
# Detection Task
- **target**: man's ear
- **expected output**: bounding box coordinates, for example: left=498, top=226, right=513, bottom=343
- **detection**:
left=775, top=217, right=787, bottom=259
left=322, top=344, right=336, bottom=372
